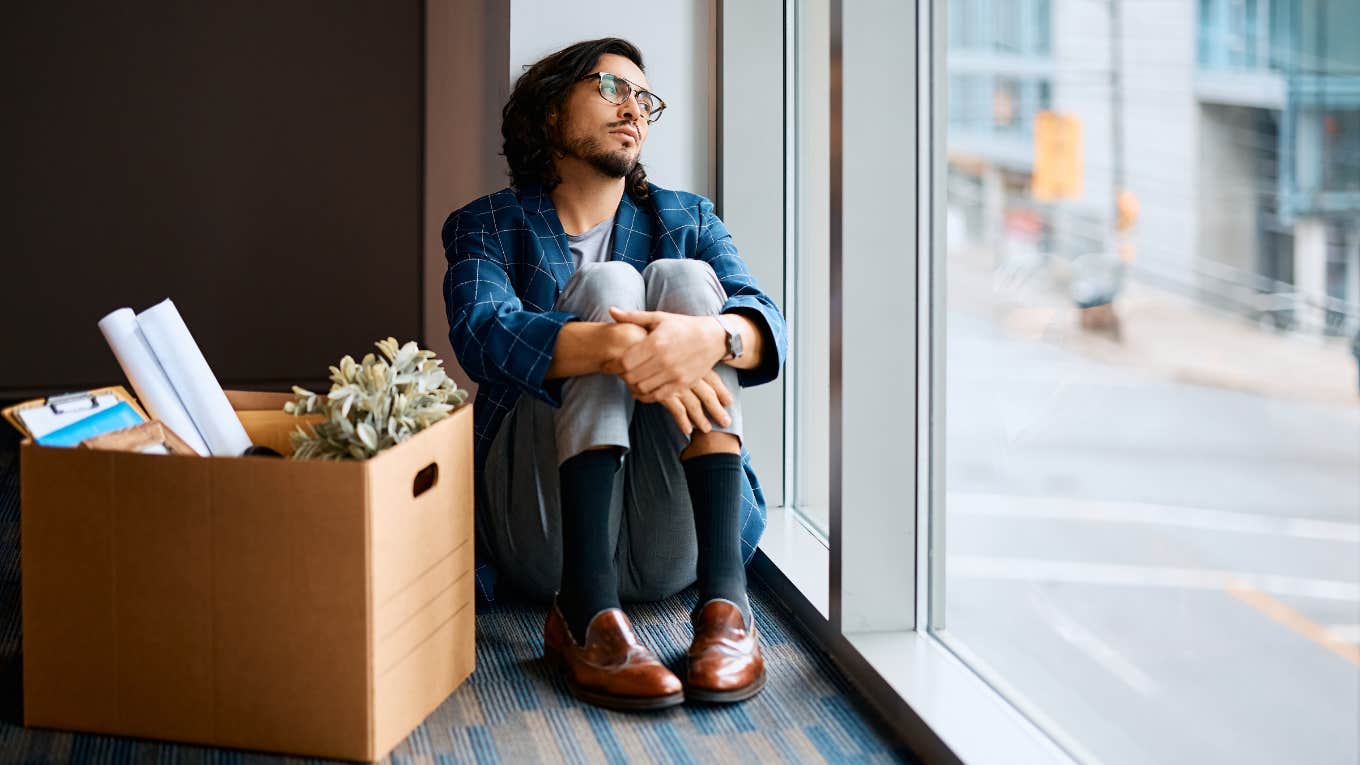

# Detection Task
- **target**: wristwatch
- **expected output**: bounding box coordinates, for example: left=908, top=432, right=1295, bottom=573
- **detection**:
left=715, top=315, right=743, bottom=361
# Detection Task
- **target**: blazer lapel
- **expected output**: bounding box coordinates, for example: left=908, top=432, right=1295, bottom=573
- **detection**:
left=611, top=191, right=654, bottom=271
left=517, top=185, right=575, bottom=294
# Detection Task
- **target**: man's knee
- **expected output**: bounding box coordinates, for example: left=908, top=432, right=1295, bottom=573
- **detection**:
left=559, top=261, right=645, bottom=319
left=643, top=258, right=725, bottom=315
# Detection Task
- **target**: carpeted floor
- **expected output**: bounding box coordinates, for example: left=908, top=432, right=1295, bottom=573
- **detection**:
left=0, top=429, right=913, bottom=764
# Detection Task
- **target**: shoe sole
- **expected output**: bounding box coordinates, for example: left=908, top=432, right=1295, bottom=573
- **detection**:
left=567, top=678, right=685, bottom=711
left=545, top=647, right=685, bottom=711
left=684, top=669, right=767, bottom=704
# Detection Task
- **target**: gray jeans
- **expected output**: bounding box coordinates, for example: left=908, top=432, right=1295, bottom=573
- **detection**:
left=481, top=259, right=743, bottom=603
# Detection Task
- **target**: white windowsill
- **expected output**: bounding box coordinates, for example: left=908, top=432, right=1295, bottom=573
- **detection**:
left=755, top=504, right=830, bottom=617
left=756, top=506, right=1077, bottom=765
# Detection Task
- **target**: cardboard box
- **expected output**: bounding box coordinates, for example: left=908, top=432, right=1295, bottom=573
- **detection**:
left=20, top=391, right=475, bottom=761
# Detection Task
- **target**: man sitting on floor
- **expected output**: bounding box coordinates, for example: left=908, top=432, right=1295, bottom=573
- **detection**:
left=442, top=37, right=787, bottom=711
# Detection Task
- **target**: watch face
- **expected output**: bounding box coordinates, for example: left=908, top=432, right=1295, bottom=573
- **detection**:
left=718, top=315, right=743, bottom=359
left=723, top=320, right=743, bottom=359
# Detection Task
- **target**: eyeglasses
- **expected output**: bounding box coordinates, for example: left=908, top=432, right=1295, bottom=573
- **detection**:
left=579, top=72, right=667, bottom=124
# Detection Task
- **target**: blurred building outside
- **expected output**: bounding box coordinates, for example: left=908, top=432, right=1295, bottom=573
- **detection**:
left=946, top=0, right=1360, bottom=389
left=941, top=6, right=1359, bottom=762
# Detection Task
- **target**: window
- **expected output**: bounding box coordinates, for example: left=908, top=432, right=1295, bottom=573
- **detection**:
left=940, top=0, right=1360, bottom=762
left=722, top=1, right=1359, bottom=762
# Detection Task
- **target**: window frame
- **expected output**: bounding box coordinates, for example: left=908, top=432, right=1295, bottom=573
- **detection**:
left=718, top=1, right=1080, bottom=762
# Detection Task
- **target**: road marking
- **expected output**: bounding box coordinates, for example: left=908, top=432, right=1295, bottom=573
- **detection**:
left=949, top=556, right=1360, bottom=602
left=1326, top=625, right=1360, bottom=644
left=951, top=492, right=1360, bottom=543
left=1227, top=582, right=1360, bottom=667
left=1028, top=591, right=1158, bottom=696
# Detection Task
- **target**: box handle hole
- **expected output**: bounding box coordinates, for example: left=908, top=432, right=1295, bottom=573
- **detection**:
left=413, top=463, right=439, bottom=497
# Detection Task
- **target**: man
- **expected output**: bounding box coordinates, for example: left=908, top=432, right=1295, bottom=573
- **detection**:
left=442, top=38, right=786, bottom=711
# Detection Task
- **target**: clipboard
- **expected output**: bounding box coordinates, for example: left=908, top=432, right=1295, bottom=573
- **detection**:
left=2, top=386, right=149, bottom=442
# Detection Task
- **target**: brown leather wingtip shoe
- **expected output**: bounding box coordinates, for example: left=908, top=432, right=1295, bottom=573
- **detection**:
left=686, top=598, right=767, bottom=703
left=543, top=602, right=684, bottom=711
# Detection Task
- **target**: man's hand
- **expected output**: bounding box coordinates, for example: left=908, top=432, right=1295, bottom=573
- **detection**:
left=605, top=321, right=648, bottom=365
left=604, top=307, right=726, bottom=402
left=545, top=320, right=647, bottom=379
left=657, top=370, right=734, bottom=437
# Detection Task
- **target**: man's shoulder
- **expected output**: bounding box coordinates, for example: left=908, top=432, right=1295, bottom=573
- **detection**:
left=450, top=187, right=525, bottom=224
left=642, top=184, right=719, bottom=234
left=644, top=183, right=712, bottom=216
left=442, top=187, right=536, bottom=250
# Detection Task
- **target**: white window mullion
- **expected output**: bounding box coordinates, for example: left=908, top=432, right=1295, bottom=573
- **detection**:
left=836, top=0, right=919, bottom=635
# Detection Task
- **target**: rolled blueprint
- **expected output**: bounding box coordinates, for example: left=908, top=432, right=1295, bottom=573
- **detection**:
left=135, top=299, right=253, bottom=456
left=98, top=307, right=211, bottom=456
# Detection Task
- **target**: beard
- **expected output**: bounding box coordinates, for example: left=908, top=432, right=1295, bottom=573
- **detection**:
left=562, top=133, right=638, bottom=179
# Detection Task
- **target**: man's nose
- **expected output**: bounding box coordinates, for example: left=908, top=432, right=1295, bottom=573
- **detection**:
left=616, top=94, right=642, bottom=124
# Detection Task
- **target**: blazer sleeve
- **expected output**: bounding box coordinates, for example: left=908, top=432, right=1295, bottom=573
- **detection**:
left=693, top=196, right=789, bottom=387
left=441, top=209, right=574, bottom=406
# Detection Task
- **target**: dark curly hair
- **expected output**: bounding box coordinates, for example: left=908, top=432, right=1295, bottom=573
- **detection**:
left=502, top=38, right=650, bottom=200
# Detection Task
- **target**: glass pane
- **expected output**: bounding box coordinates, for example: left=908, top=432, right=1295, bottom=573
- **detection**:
left=939, top=1, right=1360, bottom=764
left=790, top=0, right=831, bottom=536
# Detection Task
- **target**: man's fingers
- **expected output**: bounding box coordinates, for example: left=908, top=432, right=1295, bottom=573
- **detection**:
left=607, top=306, right=640, bottom=323
left=660, top=397, right=692, bottom=436
left=618, top=344, right=664, bottom=381
left=615, top=343, right=644, bottom=375
left=658, top=382, right=687, bottom=402
left=626, top=380, right=651, bottom=401
left=619, top=336, right=672, bottom=382
left=635, top=381, right=679, bottom=405
left=625, top=378, right=671, bottom=404
left=609, top=307, right=662, bottom=328
left=678, top=390, right=711, bottom=433
left=703, top=370, right=734, bottom=407
left=692, top=380, right=731, bottom=427
left=633, top=369, right=677, bottom=396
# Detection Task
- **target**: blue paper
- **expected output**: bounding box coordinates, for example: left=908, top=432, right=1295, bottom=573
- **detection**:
left=36, top=401, right=146, bottom=447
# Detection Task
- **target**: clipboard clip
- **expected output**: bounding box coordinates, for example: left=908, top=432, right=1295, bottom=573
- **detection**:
left=46, top=391, right=100, bottom=415
left=3, top=385, right=148, bottom=442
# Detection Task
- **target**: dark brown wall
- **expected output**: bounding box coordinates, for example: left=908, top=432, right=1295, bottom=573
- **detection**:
left=6, top=2, right=424, bottom=397
left=423, top=0, right=510, bottom=397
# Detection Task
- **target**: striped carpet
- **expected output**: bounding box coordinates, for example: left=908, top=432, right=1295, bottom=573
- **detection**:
left=0, top=432, right=913, bottom=764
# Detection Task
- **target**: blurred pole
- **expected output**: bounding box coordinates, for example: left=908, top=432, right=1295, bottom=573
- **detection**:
left=1110, top=0, right=1124, bottom=223
left=1078, top=0, right=1126, bottom=338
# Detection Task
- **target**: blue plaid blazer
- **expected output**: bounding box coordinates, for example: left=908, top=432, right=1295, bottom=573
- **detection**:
left=442, top=182, right=788, bottom=599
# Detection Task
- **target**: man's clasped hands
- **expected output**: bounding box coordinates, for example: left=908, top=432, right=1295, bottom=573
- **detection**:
left=600, top=307, right=733, bottom=437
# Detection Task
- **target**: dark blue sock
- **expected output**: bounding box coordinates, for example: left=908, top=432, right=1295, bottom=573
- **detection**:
left=683, top=452, right=751, bottom=625
left=557, top=448, right=623, bottom=642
